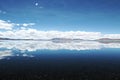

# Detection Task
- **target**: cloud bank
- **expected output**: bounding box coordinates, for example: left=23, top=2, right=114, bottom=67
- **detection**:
left=0, top=29, right=102, bottom=40
left=103, top=34, right=120, bottom=39
left=0, top=20, right=120, bottom=40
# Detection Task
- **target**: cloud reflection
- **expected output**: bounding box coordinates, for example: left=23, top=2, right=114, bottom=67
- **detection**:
left=0, top=50, right=12, bottom=59
left=0, top=41, right=120, bottom=60
left=0, top=41, right=120, bottom=51
left=0, top=41, right=102, bottom=51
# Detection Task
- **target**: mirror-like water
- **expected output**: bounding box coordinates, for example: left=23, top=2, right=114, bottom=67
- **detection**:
left=0, top=41, right=120, bottom=80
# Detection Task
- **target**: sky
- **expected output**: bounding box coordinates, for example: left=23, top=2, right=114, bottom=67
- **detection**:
left=0, top=0, right=120, bottom=39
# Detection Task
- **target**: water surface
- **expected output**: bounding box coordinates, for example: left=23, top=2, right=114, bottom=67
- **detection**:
left=0, top=41, right=120, bottom=80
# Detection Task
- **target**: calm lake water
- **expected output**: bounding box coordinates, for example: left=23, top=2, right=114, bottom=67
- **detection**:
left=0, top=41, right=120, bottom=80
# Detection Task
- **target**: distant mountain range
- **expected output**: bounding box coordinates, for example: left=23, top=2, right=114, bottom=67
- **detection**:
left=96, top=38, right=120, bottom=43
left=0, top=38, right=33, bottom=40
left=0, top=38, right=9, bottom=40
left=0, top=37, right=120, bottom=43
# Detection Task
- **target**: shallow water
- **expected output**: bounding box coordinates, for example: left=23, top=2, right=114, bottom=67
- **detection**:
left=0, top=41, right=120, bottom=80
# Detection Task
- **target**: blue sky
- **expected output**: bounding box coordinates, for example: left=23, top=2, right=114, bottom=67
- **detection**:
left=0, top=0, right=120, bottom=33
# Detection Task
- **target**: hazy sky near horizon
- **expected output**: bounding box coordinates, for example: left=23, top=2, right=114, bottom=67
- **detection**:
left=0, top=0, right=120, bottom=33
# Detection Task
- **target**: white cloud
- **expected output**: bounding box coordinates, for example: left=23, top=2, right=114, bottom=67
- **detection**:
left=22, top=23, right=35, bottom=27
left=14, top=23, right=35, bottom=27
left=1, top=27, right=120, bottom=40
left=103, top=34, right=120, bottom=39
left=0, top=20, right=120, bottom=40
left=0, top=20, right=14, bottom=30
left=16, top=24, right=20, bottom=26
left=0, top=19, right=35, bottom=30
left=0, top=28, right=102, bottom=40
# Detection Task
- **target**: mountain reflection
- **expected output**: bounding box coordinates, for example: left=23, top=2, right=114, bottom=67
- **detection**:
left=0, top=40, right=120, bottom=59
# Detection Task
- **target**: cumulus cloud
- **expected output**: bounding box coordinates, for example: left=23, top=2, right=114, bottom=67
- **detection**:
left=14, top=23, right=35, bottom=27
left=0, top=19, right=120, bottom=40
left=22, top=23, right=35, bottom=27
left=0, top=20, right=14, bottom=30
left=0, top=19, right=101, bottom=40
left=0, top=28, right=102, bottom=40
left=0, top=20, right=35, bottom=30
left=103, top=34, right=120, bottom=39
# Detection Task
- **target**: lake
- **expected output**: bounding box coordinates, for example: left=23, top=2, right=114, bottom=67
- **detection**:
left=0, top=40, right=120, bottom=80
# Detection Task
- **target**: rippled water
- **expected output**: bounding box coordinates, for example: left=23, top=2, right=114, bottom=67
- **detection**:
left=0, top=41, right=120, bottom=80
